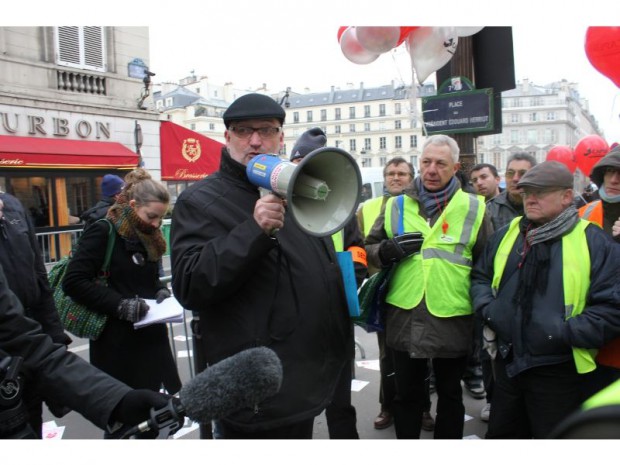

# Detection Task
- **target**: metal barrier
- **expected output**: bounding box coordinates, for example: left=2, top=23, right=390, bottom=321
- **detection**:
left=37, top=228, right=84, bottom=268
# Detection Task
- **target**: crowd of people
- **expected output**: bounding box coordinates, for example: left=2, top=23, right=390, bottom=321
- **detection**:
left=2, top=92, right=620, bottom=440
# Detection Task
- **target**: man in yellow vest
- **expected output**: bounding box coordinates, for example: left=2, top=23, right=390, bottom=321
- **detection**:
left=290, top=127, right=367, bottom=439
left=365, top=134, right=493, bottom=439
left=357, top=157, right=436, bottom=432
left=471, top=161, right=620, bottom=439
left=577, top=145, right=620, bottom=396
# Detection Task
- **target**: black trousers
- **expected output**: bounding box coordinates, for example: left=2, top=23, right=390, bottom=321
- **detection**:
left=326, top=357, right=359, bottom=439
left=219, top=417, right=315, bottom=439
left=487, top=357, right=583, bottom=439
left=392, top=351, right=466, bottom=439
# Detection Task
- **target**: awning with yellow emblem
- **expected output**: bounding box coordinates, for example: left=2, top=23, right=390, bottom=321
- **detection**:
left=159, top=121, right=223, bottom=181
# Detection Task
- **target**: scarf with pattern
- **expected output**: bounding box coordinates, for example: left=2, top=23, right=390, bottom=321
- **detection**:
left=414, top=176, right=459, bottom=217
left=106, top=193, right=166, bottom=262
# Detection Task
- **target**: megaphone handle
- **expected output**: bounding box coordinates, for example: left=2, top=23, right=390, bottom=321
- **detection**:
left=258, top=187, right=280, bottom=236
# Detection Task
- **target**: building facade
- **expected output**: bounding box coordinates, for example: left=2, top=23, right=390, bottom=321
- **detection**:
left=0, top=26, right=158, bottom=258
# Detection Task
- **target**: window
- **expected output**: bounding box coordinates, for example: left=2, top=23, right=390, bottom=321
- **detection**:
left=529, top=113, right=538, bottom=122
left=410, top=155, right=417, bottom=169
left=364, top=138, right=371, bottom=151
left=395, top=103, right=401, bottom=115
left=335, top=108, right=341, bottom=120
left=361, top=158, right=372, bottom=167
left=165, top=97, right=173, bottom=107
left=527, top=129, right=538, bottom=144
left=307, top=110, right=313, bottom=122
left=349, top=107, right=356, bottom=119
left=546, top=112, right=556, bottom=121
left=379, top=104, right=386, bottom=116
left=320, top=109, right=327, bottom=121
left=56, top=26, right=106, bottom=72
left=350, top=139, right=357, bottom=152
left=364, top=105, right=371, bottom=117
left=544, top=128, right=556, bottom=144
left=395, top=136, right=402, bottom=149
left=410, top=135, right=417, bottom=148
left=379, top=156, right=387, bottom=166
left=209, top=123, right=215, bottom=130
left=395, top=120, right=402, bottom=130
left=349, top=124, right=355, bottom=133
left=492, top=152, right=502, bottom=168
left=293, top=112, right=299, bottom=123
left=511, top=113, right=520, bottom=123
left=190, top=123, right=196, bottom=130
left=379, top=137, right=387, bottom=150
left=510, top=130, right=519, bottom=144
left=335, top=125, right=341, bottom=134
left=364, top=123, right=371, bottom=132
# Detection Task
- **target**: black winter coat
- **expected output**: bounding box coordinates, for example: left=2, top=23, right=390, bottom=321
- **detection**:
left=471, top=218, right=620, bottom=377
left=0, top=264, right=130, bottom=431
left=0, top=193, right=68, bottom=344
left=171, top=149, right=352, bottom=432
left=62, top=220, right=181, bottom=393
left=79, top=197, right=115, bottom=227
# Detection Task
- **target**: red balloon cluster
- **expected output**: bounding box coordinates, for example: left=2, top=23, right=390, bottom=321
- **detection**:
left=585, top=27, right=620, bottom=88
left=547, top=136, right=611, bottom=178
left=546, top=145, right=576, bottom=173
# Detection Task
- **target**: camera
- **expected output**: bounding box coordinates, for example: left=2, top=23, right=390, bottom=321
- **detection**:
left=0, top=356, right=36, bottom=439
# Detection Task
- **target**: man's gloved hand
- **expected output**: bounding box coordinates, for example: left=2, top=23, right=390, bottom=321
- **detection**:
left=379, top=232, right=424, bottom=265
left=116, top=298, right=149, bottom=322
left=110, top=389, right=171, bottom=426
left=155, top=287, right=171, bottom=304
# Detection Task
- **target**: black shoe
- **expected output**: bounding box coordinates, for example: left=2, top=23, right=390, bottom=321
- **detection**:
left=463, top=378, right=486, bottom=399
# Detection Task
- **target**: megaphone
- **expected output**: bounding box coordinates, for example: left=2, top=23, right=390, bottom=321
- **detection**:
left=246, top=148, right=362, bottom=237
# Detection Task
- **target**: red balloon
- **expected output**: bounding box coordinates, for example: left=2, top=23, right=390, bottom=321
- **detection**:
left=337, top=26, right=348, bottom=42
left=574, top=135, right=610, bottom=177
left=397, top=26, right=418, bottom=45
left=546, top=145, right=576, bottom=173
left=585, top=27, right=620, bottom=88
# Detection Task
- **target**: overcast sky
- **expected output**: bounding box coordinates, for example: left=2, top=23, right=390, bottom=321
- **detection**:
left=9, top=0, right=620, bottom=144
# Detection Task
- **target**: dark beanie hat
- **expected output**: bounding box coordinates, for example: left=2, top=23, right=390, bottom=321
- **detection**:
left=101, top=174, right=124, bottom=197
left=517, top=161, right=574, bottom=190
left=589, top=145, right=620, bottom=187
left=290, top=128, right=327, bottom=161
left=223, top=93, right=286, bottom=128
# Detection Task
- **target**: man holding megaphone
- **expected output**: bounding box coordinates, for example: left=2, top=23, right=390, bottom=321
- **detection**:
left=171, top=94, right=354, bottom=439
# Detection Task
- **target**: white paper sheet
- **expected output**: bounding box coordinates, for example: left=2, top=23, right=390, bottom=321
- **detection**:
left=133, top=296, right=184, bottom=329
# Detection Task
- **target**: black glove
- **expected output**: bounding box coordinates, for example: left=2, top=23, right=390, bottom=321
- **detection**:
left=110, top=389, right=171, bottom=426
left=116, top=298, right=149, bottom=322
left=379, top=232, right=424, bottom=264
left=155, top=287, right=171, bottom=304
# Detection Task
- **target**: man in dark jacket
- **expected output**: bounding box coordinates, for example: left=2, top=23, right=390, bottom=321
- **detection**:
left=486, top=152, right=537, bottom=231
left=471, top=161, right=620, bottom=439
left=0, top=262, right=169, bottom=439
left=80, top=174, right=124, bottom=227
left=171, top=93, right=353, bottom=439
left=0, top=192, right=72, bottom=437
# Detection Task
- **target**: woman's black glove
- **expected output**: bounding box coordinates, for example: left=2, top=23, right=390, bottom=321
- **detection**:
left=155, top=287, right=171, bottom=304
left=379, top=232, right=424, bottom=265
left=110, top=389, right=171, bottom=426
left=116, top=298, right=149, bottom=322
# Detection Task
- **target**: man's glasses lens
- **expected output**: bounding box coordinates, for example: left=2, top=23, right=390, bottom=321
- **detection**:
left=506, top=169, right=528, bottom=178
left=232, top=127, right=281, bottom=138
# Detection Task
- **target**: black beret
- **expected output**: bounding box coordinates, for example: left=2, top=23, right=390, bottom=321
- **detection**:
left=290, top=127, right=327, bottom=161
left=223, top=93, right=286, bottom=128
left=517, top=161, right=574, bottom=189
left=589, top=145, right=620, bottom=187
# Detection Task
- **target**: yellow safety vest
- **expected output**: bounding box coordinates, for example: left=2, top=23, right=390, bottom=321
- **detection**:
left=361, top=196, right=386, bottom=237
left=383, top=190, right=485, bottom=317
left=492, top=217, right=596, bottom=374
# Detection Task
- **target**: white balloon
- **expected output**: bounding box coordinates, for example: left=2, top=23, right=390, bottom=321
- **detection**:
left=356, top=26, right=400, bottom=54
left=407, top=26, right=459, bottom=83
left=455, top=26, right=484, bottom=37
left=340, top=27, right=380, bottom=65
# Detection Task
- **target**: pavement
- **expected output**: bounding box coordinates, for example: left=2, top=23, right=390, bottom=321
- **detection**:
left=41, top=320, right=491, bottom=441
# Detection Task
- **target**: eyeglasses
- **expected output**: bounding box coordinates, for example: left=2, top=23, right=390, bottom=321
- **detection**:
left=505, top=169, right=529, bottom=178
left=519, top=188, right=563, bottom=199
left=385, top=171, right=411, bottom=178
left=230, top=126, right=281, bottom=139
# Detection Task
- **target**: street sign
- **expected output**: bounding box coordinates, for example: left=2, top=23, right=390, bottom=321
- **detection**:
left=422, top=85, right=495, bottom=135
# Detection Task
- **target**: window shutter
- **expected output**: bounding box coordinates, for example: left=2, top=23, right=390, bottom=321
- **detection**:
left=56, top=26, right=106, bottom=72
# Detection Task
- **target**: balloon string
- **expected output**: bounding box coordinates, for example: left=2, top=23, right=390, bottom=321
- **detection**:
left=405, top=39, right=427, bottom=138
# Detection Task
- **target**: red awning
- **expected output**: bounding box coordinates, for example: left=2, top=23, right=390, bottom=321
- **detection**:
left=160, top=121, right=223, bottom=181
left=0, top=135, right=139, bottom=169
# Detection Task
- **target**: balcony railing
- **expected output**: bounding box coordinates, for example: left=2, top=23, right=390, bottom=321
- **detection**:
left=57, top=70, right=107, bottom=95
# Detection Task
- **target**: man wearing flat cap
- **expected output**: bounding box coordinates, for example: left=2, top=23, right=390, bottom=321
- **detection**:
left=471, top=160, right=620, bottom=439
left=171, top=94, right=353, bottom=439
left=577, top=145, right=620, bottom=394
